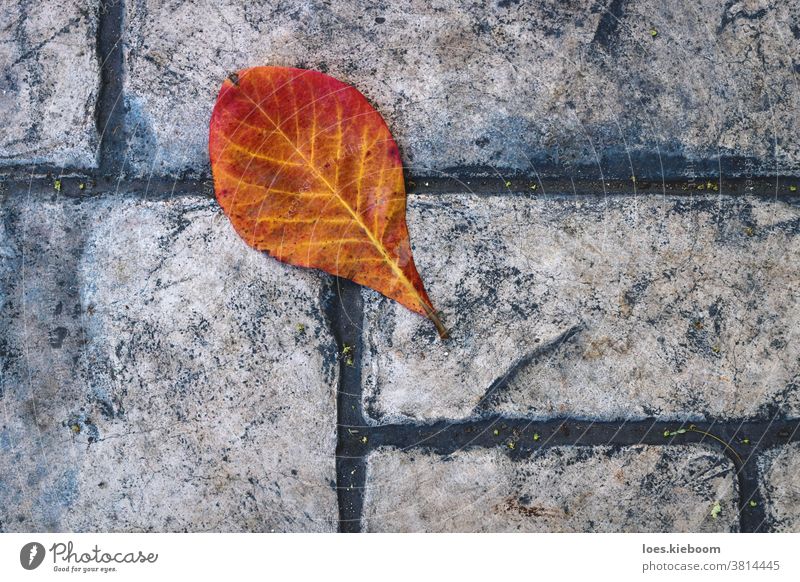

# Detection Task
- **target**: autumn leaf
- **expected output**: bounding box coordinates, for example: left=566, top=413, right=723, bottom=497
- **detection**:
left=209, top=66, right=448, bottom=338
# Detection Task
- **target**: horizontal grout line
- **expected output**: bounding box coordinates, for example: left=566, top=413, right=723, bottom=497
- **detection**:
left=0, top=175, right=214, bottom=200
left=2, top=173, right=799, bottom=201
left=407, top=175, right=800, bottom=198
left=356, top=416, right=800, bottom=460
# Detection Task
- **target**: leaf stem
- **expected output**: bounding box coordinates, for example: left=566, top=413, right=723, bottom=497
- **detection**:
left=423, top=304, right=449, bottom=340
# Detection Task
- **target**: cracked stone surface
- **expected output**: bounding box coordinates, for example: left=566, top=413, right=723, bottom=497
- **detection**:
left=123, top=0, right=799, bottom=178
left=362, top=445, right=738, bottom=532
left=1, top=0, right=798, bottom=536
left=759, top=443, right=800, bottom=532
left=0, top=193, right=338, bottom=532
left=0, top=1, right=99, bottom=168
left=362, top=194, right=800, bottom=423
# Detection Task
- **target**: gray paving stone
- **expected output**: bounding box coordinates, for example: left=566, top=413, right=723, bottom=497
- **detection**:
left=123, top=0, right=799, bottom=178
left=759, top=443, right=800, bottom=532
left=0, top=1, right=99, bottom=168
left=362, top=445, right=739, bottom=532
left=0, top=193, right=338, bottom=532
left=362, top=194, right=800, bottom=423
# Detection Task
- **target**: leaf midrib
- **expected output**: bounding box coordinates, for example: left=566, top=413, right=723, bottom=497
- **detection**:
left=240, top=90, right=422, bottom=305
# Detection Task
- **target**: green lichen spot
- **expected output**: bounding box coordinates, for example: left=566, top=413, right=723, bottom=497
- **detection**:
left=342, top=344, right=355, bottom=367
left=54, top=179, right=62, bottom=192
left=360, top=436, right=368, bottom=444
left=533, top=433, right=540, bottom=441
left=493, top=429, right=500, bottom=436
left=749, top=500, right=758, bottom=508
left=507, top=441, right=515, bottom=450
left=649, top=28, right=658, bottom=37
left=664, top=428, right=687, bottom=437
left=710, top=501, right=722, bottom=519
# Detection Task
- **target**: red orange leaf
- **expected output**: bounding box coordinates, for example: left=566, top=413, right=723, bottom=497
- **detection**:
left=209, top=66, right=448, bottom=338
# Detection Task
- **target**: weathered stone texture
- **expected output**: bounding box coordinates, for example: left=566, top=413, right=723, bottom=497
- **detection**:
left=362, top=194, right=800, bottom=423
left=759, top=443, right=800, bottom=532
left=0, top=1, right=99, bottom=168
left=123, top=0, right=799, bottom=177
left=0, top=193, right=338, bottom=531
left=363, top=445, right=739, bottom=532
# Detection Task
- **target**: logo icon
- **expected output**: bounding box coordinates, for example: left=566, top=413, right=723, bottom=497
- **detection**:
left=20, top=542, right=46, bottom=570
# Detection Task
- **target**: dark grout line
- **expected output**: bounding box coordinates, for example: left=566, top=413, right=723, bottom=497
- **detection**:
left=361, top=417, right=800, bottom=456
left=406, top=175, right=800, bottom=199
left=326, top=278, right=368, bottom=533
left=738, top=458, right=768, bottom=533
left=96, top=0, right=127, bottom=175
left=3, top=173, right=800, bottom=203
left=0, top=175, right=214, bottom=200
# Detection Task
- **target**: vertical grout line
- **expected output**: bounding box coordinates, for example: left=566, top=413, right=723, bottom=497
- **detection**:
left=326, top=278, right=368, bottom=532
left=737, top=455, right=767, bottom=533
left=95, top=0, right=126, bottom=175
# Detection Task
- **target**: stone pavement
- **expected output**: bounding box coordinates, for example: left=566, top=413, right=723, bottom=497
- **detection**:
left=0, top=0, right=798, bottom=533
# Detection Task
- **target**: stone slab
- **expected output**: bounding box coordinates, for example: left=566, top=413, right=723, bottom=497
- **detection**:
left=0, top=193, right=338, bottom=532
left=758, top=443, right=800, bottom=532
left=362, top=445, right=739, bottom=532
left=362, top=193, right=800, bottom=423
left=0, top=1, right=99, bottom=168
left=123, top=0, right=799, bottom=177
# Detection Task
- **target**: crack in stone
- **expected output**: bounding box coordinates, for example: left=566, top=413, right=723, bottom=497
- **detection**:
left=472, top=323, right=585, bottom=414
